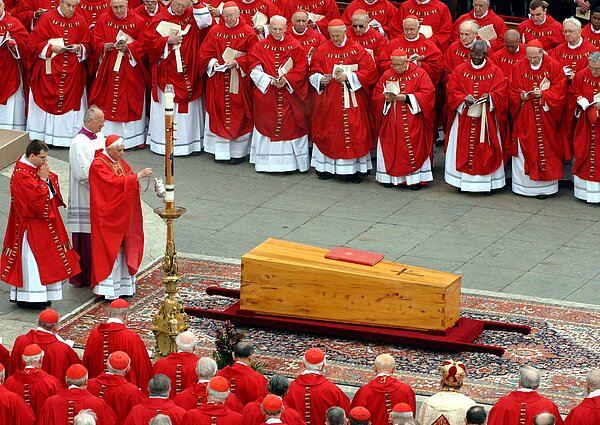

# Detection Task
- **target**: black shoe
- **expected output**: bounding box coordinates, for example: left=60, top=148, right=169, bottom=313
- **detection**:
left=349, top=173, right=362, bottom=184
left=214, top=158, right=228, bottom=163
left=317, top=171, right=333, bottom=180
left=16, top=301, right=51, bottom=309
left=190, top=151, right=202, bottom=156
left=483, top=190, right=493, bottom=196
left=536, top=194, right=549, bottom=200
left=409, top=184, right=421, bottom=191
left=383, top=183, right=394, bottom=188
left=229, top=157, right=245, bottom=165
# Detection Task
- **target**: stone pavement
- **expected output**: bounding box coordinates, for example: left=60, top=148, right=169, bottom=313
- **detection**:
left=1, top=146, right=599, bottom=349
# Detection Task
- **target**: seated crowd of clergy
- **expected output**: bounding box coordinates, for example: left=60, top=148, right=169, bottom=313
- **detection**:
left=2, top=0, right=600, bottom=202
left=0, top=308, right=598, bottom=424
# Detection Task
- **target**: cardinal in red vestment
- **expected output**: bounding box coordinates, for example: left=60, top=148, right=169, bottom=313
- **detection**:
left=452, top=0, right=506, bottom=52
left=248, top=15, right=310, bottom=172
left=510, top=40, right=566, bottom=198
left=569, top=53, right=600, bottom=203
left=220, top=0, right=280, bottom=37
left=10, top=309, right=81, bottom=384
left=4, top=343, right=62, bottom=416
left=89, top=0, right=149, bottom=149
left=341, top=0, right=397, bottom=39
left=346, top=9, right=389, bottom=74
left=387, top=15, right=442, bottom=86
left=390, top=0, right=452, bottom=51
left=218, top=341, right=268, bottom=405
left=517, top=0, right=564, bottom=51
left=0, top=343, right=8, bottom=371
left=38, top=364, right=118, bottom=425
left=82, top=299, right=153, bottom=393
left=144, top=0, right=212, bottom=156
left=373, top=49, right=435, bottom=189
left=89, top=135, right=151, bottom=298
left=0, top=3, right=28, bottom=132
left=445, top=40, right=507, bottom=193
left=123, top=374, right=186, bottom=425
left=241, top=375, right=305, bottom=425
left=351, top=354, right=416, bottom=425
left=13, top=0, right=59, bottom=30
left=284, top=348, right=350, bottom=425
left=134, top=0, right=165, bottom=25
left=152, top=331, right=200, bottom=398
left=494, top=30, right=526, bottom=83
left=0, top=363, right=36, bottom=425
left=488, top=366, right=564, bottom=425
left=286, top=9, right=325, bottom=61
left=77, top=0, right=109, bottom=29
left=582, top=10, right=600, bottom=50
left=87, top=351, right=147, bottom=420
left=181, top=376, right=244, bottom=425
left=309, top=19, right=377, bottom=182
left=26, top=0, right=90, bottom=147
left=564, top=369, right=600, bottom=425
left=199, top=2, right=259, bottom=163
left=281, top=0, right=339, bottom=35
left=1, top=141, right=81, bottom=307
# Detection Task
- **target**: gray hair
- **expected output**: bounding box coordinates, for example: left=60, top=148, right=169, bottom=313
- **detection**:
left=207, top=386, right=230, bottom=402
left=519, top=366, right=541, bottom=390
left=149, top=374, right=171, bottom=398
left=390, top=411, right=413, bottom=420
left=22, top=352, right=44, bottom=365
left=563, top=16, right=582, bottom=30
left=472, top=39, right=489, bottom=53
left=403, top=16, right=419, bottom=27
left=352, top=11, right=369, bottom=21
left=66, top=375, right=88, bottom=388
left=84, top=105, right=102, bottom=122
left=589, top=51, right=600, bottom=63
left=74, top=409, right=97, bottom=425
left=109, top=307, right=128, bottom=320
left=326, top=407, right=346, bottom=425
left=303, top=356, right=325, bottom=371
left=175, top=331, right=197, bottom=353
left=397, top=420, right=418, bottom=425
left=196, top=357, right=218, bottom=380
left=459, top=19, right=480, bottom=34
left=267, top=374, right=290, bottom=397
left=587, top=369, right=600, bottom=391
left=149, top=414, right=173, bottom=425
left=269, top=15, right=286, bottom=26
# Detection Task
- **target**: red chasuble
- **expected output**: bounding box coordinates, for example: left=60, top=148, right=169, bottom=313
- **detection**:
left=346, top=27, right=389, bottom=74
left=174, top=381, right=244, bottom=411
left=242, top=397, right=305, bottom=425
left=286, top=26, right=325, bottom=59
left=89, top=151, right=143, bottom=287
left=442, top=40, right=471, bottom=81
left=248, top=34, right=309, bottom=141
left=565, top=396, right=600, bottom=425
left=82, top=321, right=153, bottom=393
left=552, top=40, right=596, bottom=77
left=77, top=0, right=110, bottom=29
left=0, top=12, right=28, bottom=105
left=217, top=362, right=268, bottom=405
left=446, top=59, right=507, bottom=175
left=87, top=373, right=146, bottom=419
left=387, top=34, right=443, bottom=85
left=373, top=63, right=435, bottom=176
left=181, top=402, right=244, bottom=425
left=4, top=368, right=62, bottom=416
left=309, top=38, right=377, bottom=159
left=38, top=388, right=118, bottom=425
left=351, top=376, right=416, bottom=425
left=452, top=9, right=507, bottom=52
left=28, top=9, right=89, bottom=115
left=582, top=24, right=600, bottom=50
left=198, top=19, right=258, bottom=139
left=9, top=330, right=81, bottom=385
left=224, top=0, right=280, bottom=29
left=284, top=374, right=351, bottom=425
left=0, top=385, right=36, bottom=425
left=14, top=0, right=59, bottom=30
left=282, top=0, right=340, bottom=35
left=134, top=2, right=165, bottom=26
left=89, top=10, right=148, bottom=122
left=570, top=68, right=600, bottom=182
left=517, top=16, right=564, bottom=51
left=390, top=0, right=452, bottom=51
left=144, top=7, right=205, bottom=113
left=1, top=160, right=81, bottom=288
left=487, top=390, right=564, bottom=425
left=124, top=398, right=187, bottom=425
left=341, top=0, right=397, bottom=38
left=510, top=56, right=566, bottom=181
left=493, top=45, right=526, bottom=83
left=152, top=351, right=199, bottom=398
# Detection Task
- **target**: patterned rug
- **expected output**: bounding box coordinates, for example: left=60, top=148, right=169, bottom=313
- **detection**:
left=59, top=256, right=600, bottom=414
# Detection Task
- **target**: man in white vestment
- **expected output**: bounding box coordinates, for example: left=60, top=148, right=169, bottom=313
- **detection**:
left=67, top=105, right=105, bottom=288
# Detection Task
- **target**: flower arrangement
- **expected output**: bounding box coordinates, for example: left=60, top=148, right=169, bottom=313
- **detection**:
left=213, top=321, right=245, bottom=369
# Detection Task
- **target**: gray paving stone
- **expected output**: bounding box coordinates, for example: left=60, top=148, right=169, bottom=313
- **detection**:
left=469, top=239, right=557, bottom=270
left=346, top=223, right=437, bottom=259
left=382, top=198, right=473, bottom=230
left=220, top=207, right=313, bottom=238
left=181, top=199, right=258, bottom=231
left=528, top=247, right=599, bottom=280
left=503, top=215, right=594, bottom=247
left=321, top=190, right=413, bottom=222
left=501, top=271, right=591, bottom=299
left=284, top=215, right=375, bottom=247
left=565, top=279, right=600, bottom=303
left=453, top=263, right=525, bottom=292
left=261, top=183, right=350, bottom=214
left=405, top=229, right=496, bottom=263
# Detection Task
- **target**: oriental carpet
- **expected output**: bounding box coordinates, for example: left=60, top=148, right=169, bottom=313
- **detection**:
left=58, top=256, right=600, bottom=413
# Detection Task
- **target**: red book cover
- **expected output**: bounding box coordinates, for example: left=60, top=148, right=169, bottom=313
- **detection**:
left=324, top=247, right=384, bottom=266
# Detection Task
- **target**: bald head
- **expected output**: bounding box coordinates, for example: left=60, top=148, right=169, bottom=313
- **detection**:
left=291, top=11, right=309, bottom=33
left=533, top=412, right=555, bottom=425
left=176, top=331, right=196, bottom=352
left=374, top=354, right=395, bottom=373
left=504, top=29, right=519, bottom=44
left=587, top=369, right=600, bottom=393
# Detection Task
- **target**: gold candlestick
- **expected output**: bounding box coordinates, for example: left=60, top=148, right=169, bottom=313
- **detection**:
left=152, top=84, right=189, bottom=360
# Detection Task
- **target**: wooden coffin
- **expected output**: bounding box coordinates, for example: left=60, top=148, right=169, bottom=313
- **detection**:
left=240, top=238, right=461, bottom=332
left=0, top=129, right=29, bottom=171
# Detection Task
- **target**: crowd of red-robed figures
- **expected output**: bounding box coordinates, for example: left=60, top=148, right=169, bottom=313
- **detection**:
left=0, top=307, right=598, bottom=425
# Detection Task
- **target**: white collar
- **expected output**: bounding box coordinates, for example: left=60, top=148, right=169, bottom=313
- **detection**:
left=101, top=149, right=117, bottom=162
left=225, top=19, right=240, bottom=28
left=292, top=26, right=308, bottom=36
left=107, top=318, right=124, bottom=324
left=265, top=420, right=283, bottom=424
left=150, top=3, right=159, bottom=14
left=0, top=11, right=5, bottom=21
left=364, top=0, right=378, bottom=4
left=474, top=10, right=488, bottom=19
left=530, top=57, right=543, bottom=70
left=20, top=155, right=37, bottom=168
left=150, top=396, right=170, bottom=399
left=404, top=34, right=420, bottom=43
left=301, top=370, right=322, bottom=375
left=416, top=0, right=430, bottom=4
left=471, top=59, right=486, bottom=69
left=592, top=26, right=600, bottom=34
left=568, top=37, right=583, bottom=49
left=518, top=388, right=536, bottom=392
left=588, top=388, right=600, bottom=398
left=376, top=372, right=392, bottom=377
